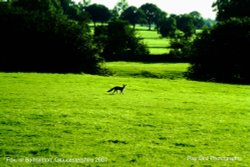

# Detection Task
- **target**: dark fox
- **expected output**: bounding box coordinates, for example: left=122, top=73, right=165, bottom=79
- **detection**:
left=107, top=84, right=126, bottom=94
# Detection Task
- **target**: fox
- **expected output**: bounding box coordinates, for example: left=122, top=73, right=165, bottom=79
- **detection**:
left=107, top=84, right=126, bottom=94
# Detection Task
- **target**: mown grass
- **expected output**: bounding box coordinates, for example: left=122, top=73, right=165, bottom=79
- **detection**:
left=0, top=63, right=250, bottom=166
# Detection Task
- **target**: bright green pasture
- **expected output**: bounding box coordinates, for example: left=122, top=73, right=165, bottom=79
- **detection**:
left=147, top=48, right=170, bottom=54
left=105, top=61, right=189, bottom=79
left=0, top=69, right=250, bottom=166
left=136, top=29, right=171, bottom=54
left=136, top=29, right=161, bottom=39
left=142, top=38, right=170, bottom=48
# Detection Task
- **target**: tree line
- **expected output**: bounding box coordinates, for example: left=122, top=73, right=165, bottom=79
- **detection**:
left=0, top=0, right=208, bottom=73
left=0, top=0, right=249, bottom=83
left=187, top=0, right=250, bottom=83
left=71, top=0, right=214, bottom=38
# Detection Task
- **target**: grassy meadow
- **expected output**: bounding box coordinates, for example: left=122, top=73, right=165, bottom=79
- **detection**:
left=136, top=27, right=171, bottom=54
left=1, top=62, right=250, bottom=166
left=105, top=61, right=189, bottom=79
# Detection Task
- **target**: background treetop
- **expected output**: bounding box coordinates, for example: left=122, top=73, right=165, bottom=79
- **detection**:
left=213, top=0, right=250, bottom=21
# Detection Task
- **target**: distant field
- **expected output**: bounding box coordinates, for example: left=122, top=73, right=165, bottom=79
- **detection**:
left=105, top=62, right=189, bottom=79
left=1, top=62, right=250, bottom=166
left=89, top=23, right=171, bottom=55
left=136, top=29, right=171, bottom=54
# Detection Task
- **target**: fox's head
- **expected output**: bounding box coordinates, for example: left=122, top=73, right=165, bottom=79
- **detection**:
left=123, top=84, right=127, bottom=87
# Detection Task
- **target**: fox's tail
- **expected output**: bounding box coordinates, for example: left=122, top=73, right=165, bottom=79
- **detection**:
left=107, top=88, right=114, bottom=92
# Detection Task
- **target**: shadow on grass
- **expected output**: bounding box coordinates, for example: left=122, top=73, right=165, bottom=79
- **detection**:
left=131, top=70, right=185, bottom=79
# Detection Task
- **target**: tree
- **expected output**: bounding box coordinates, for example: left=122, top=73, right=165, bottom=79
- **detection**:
left=12, top=0, right=62, bottom=13
left=189, top=11, right=204, bottom=29
left=95, top=20, right=149, bottom=60
left=76, top=1, right=92, bottom=23
left=203, top=18, right=216, bottom=28
left=213, top=0, right=250, bottom=21
left=0, top=0, right=101, bottom=73
left=85, top=3, right=111, bottom=27
left=139, top=3, right=164, bottom=30
left=60, top=0, right=82, bottom=21
left=0, top=0, right=10, bottom=9
left=12, top=0, right=90, bottom=22
left=176, top=14, right=196, bottom=38
left=158, top=16, right=177, bottom=37
left=155, top=10, right=167, bottom=31
left=120, top=6, right=146, bottom=29
left=112, top=0, right=128, bottom=19
left=187, top=18, right=250, bottom=83
left=81, top=0, right=91, bottom=7
left=168, top=37, right=192, bottom=62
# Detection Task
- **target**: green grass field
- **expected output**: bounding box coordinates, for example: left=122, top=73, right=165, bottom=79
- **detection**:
left=1, top=63, right=250, bottom=166
left=105, top=62, right=189, bottom=79
left=136, top=29, right=171, bottom=55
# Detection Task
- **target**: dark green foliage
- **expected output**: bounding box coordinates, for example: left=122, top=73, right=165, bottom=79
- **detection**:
left=189, top=11, right=205, bottom=29
left=60, top=0, right=90, bottom=22
left=139, top=3, right=165, bottom=30
left=168, top=38, right=192, bottom=62
left=93, top=25, right=108, bottom=53
left=176, top=14, right=196, bottom=38
left=154, top=11, right=168, bottom=31
left=120, top=6, right=146, bottom=29
left=112, top=0, right=129, bottom=19
left=203, top=18, right=216, bottom=28
left=12, top=0, right=62, bottom=13
left=213, top=0, right=250, bottom=21
left=94, top=20, right=149, bottom=61
left=0, top=2, right=101, bottom=73
left=158, top=17, right=177, bottom=37
left=158, top=12, right=204, bottom=38
left=85, top=3, right=111, bottom=26
left=187, top=18, right=250, bottom=83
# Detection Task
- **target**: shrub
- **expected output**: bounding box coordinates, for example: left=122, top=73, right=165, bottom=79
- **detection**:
left=95, top=20, right=149, bottom=61
left=0, top=3, right=101, bottom=74
left=168, top=37, right=192, bottom=62
left=187, top=18, right=250, bottom=83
